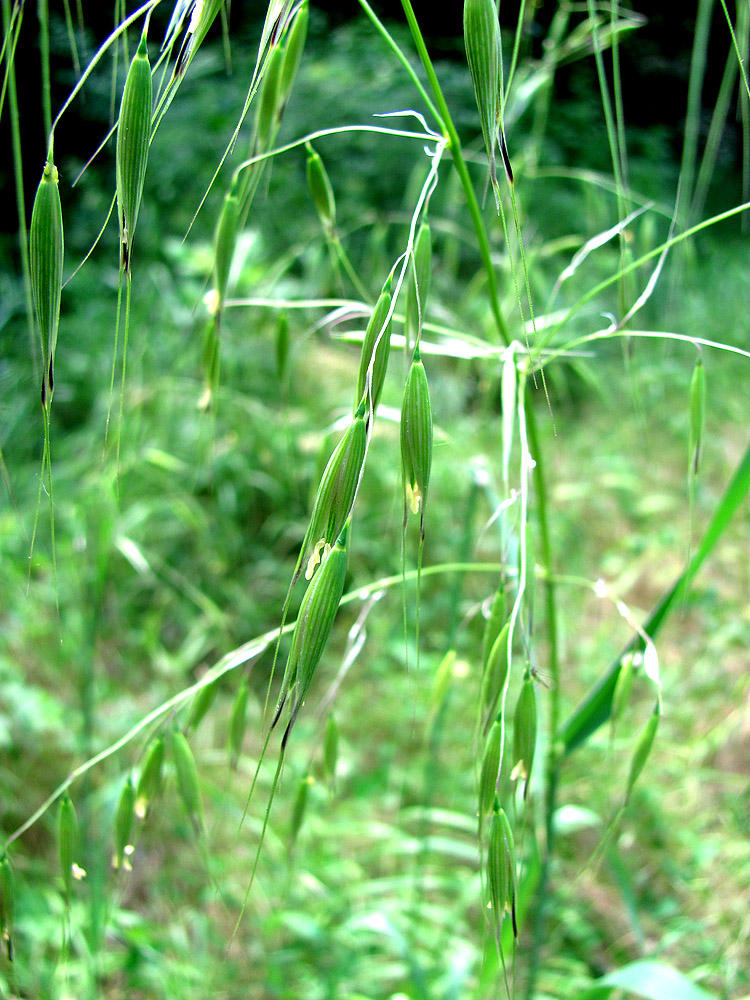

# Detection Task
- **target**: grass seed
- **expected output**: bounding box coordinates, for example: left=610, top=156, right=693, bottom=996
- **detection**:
left=0, top=853, right=14, bottom=962
left=171, top=728, right=203, bottom=835
left=273, top=522, right=349, bottom=745
left=404, top=223, right=431, bottom=350
left=625, top=703, right=660, bottom=803
left=306, top=142, right=336, bottom=236
left=512, top=668, right=537, bottom=799
left=135, top=734, right=165, bottom=819
left=186, top=677, right=219, bottom=734
left=400, top=345, right=433, bottom=537
left=303, top=403, right=366, bottom=579
left=689, top=356, right=706, bottom=475
left=355, top=276, right=392, bottom=415
left=463, top=0, right=501, bottom=203
left=57, top=794, right=80, bottom=899
left=113, top=777, right=135, bottom=870
left=116, top=31, right=152, bottom=272
left=29, top=159, right=64, bottom=407
left=278, top=0, right=308, bottom=116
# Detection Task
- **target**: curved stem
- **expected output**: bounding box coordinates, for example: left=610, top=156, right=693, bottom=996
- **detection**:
left=399, top=0, right=511, bottom=347
left=397, top=5, right=560, bottom=990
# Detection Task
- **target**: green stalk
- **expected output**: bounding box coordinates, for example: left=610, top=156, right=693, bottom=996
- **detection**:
left=399, top=0, right=511, bottom=347
left=680, top=0, right=715, bottom=224
left=397, top=4, right=560, bottom=989
left=2, top=0, right=36, bottom=377
left=38, top=0, right=51, bottom=140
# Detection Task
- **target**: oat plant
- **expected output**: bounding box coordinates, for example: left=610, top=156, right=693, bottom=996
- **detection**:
left=2, top=1, right=750, bottom=997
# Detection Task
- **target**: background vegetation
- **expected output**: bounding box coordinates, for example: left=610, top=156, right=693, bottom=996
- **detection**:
left=1, top=1, right=749, bottom=998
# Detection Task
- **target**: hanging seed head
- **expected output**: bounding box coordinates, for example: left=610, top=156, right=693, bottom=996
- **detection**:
left=481, top=621, right=510, bottom=722
left=213, top=174, right=241, bottom=312
left=689, top=357, right=706, bottom=475
left=625, top=703, right=660, bottom=804
left=479, top=718, right=504, bottom=823
left=306, top=142, right=336, bottom=236
left=228, top=677, right=249, bottom=770
left=430, top=648, right=456, bottom=717
left=290, top=773, right=314, bottom=848
left=611, top=653, right=635, bottom=729
left=481, top=588, right=510, bottom=670
left=255, top=40, right=283, bottom=154
left=278, top=0, right=308, bottom=116
left=304, top=405, right=366, bottom=579
left=355, top=276, right=392, bottom=416
left=404, top=223, right=432, bottom=351
left=276, top=312, right=290, bottom=382
left=113, top=777, right=135, bottom=870
left=323, top=713, right=339, bottom=785
left=512, top=669, right=537, bottom=799
left=29, top=159, right=64, bottom=408
left=57, top=793, right=81, bottom=898
left=487, top=805, right=517, bottom=940
left=135, top=734, right=165, bottom=819
left=0, top=853, right=14, bottom=962
left=400, top=346, right=433, bottom=536
left=464, top=0, right=501, bottom=197
left=116, top=31, right=153, bottom=272
left=186, top=677, right=219, bottom=734
left=171, top=728, right=203, bottom=835
left=275, top=523, right=349, bottom=745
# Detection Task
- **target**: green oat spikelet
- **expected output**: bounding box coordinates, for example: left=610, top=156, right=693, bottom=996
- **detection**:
left=481, top=621, right=510, bottom=726
left=611, top=653, right=635, bottom=733
left=273, top=522, right=350, bottom=745
left=430, top=649, right=457, bottom=717
left=276, top=312, right=290, bottom=383
left=172, top=728, right=203, bottom=835
left=57, top=794, right=80, bottom=900
left=689, top=356, right=706, bottom=476
left=116, top=30, right=152, bottom=273
left=290, top=773, right=313, bottom=850
left=481, top=588, right=509, bottom=674
left=625, top=702, right=660, bottom=804
left=278, top=0, right=308, bottom=116
left=29, top=158, right=64, bottom=408
left=404, top=223, right=432, bottom=352
left=512, top=666, right=537, bottom=799
left=400, top=345, right=433, bottom=539
left=355, top=276, right=392, bottom=416
left=302, top=403, right=366, bottom=581
left=113, top=777, right=135, bottom=870
left=135, top=734, right=165, bottom=819
left=479, top=718, right=505, bottom=825
left=0, top=853, right=14, bottom=961
left=254, top=40, right=283, bottom=154
left=213, top=174, right=241, bottom=314
left=306, top=142, right=336, bottom=237
left=186, top=677, right=219, bottom=734
left=487, top=804, right=517, bottom=941
left=463, top=0, right=502, bottom=209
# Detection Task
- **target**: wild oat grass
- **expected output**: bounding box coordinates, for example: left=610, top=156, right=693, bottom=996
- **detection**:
left=3, top=0, right=750, bottom=996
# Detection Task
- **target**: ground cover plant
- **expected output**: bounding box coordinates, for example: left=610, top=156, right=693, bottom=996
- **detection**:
left=1, top=0, right=750, bottom=997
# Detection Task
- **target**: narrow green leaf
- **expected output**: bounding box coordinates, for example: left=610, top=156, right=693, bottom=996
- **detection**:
left=560, top=439, right=750, bottom=755
left=593, top=960, right=718, bottom=1000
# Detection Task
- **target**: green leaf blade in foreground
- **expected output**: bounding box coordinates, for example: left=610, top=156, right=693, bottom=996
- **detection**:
left=586, top=960, right=718, bottom=1000
left=559, top=438, right=750, bottom=755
